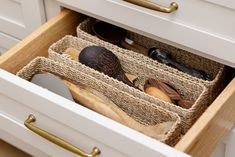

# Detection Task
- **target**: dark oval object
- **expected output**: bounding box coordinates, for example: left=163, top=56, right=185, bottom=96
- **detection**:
left=92, top=21, right=127, bottom=44
left=79, top=45, right=133, bottom=86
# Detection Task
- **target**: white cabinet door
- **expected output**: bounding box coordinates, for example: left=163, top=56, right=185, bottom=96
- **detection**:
left=224, top=126, right=235, bottom=157
left=0, top=0, right=46, bottom=39
left=0, top=32, right=19, bottom=55
left=209, top=143, right=226, bottom=157
left=44, top=0, right=61, bottom=20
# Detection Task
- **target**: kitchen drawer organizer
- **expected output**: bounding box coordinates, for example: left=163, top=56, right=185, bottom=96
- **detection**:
left=16, top=57, right=182, bottom=146
left=76, top=18, right=226, bottom=104
left=48, top=35, right=208, bottom=133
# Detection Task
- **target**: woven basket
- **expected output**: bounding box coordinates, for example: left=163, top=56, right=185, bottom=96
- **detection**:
left=48, top=35, right=208, bottom=133
left=16, top=57, right=182, bottom=146
left=77, top=18, right=225, bottom=104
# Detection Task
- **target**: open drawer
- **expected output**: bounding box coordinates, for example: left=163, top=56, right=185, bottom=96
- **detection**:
left=0, top=9, right=235, bottom=157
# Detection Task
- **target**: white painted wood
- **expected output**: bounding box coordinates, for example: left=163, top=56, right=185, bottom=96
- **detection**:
left=204, top=0, right=235, bottom=10
left=0, top=32, right=19, bottom=55
left=224, top=126, right=235, bottom=157
left=44, top=0, right=61, bottom=20
left=209, top=143, right=226, bottom=157
left=0, top=69, right=190, bottom=157
left=0, top=113, right=64, bottom=157
left=0, top=0, right=46, bottom=39
left=57, top=0, right=235, bottom=68
left=0, top=94, right=128, bottom=157
left=0, top=117, right=50, bottom=157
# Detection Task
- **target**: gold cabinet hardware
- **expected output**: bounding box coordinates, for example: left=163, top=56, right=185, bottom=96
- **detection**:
left=24, top=114, right=100, bottom=157
left=124, top=0, right=178, bottom=13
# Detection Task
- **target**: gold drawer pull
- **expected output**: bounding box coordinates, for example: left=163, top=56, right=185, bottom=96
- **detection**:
left=24, top=114, right=100, bottom=157
left=124, top=0, right=178, bottom=13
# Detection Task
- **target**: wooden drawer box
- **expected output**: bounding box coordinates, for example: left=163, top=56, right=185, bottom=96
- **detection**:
left=0, top=9, right=235, bottom=157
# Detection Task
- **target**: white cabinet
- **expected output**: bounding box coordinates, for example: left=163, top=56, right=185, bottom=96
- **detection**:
left=44, top=0, right=61, bottom=20
left=57, top=0, right=235, bottom=68
left=0, top=32, right=19, bottom=55
left=224, top=126, right=235, bottom=157
left=210, top=125, right=235, bottom=157
left=210, top=143, right=226, bottom=157
left=0, top=0, right=46, bottom=39
left=1, top=1, right=235, bottom=157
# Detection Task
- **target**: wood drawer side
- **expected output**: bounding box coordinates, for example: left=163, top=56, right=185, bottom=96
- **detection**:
left=175, top=78, right=235, bottom=157
left=0, top=9, right=83, bottom=74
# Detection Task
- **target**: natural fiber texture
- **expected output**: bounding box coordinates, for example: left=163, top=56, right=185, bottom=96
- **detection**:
left=48, top=35, right=208, bottom=133
left=16, top=57, right=182, bottom=146
left=77, top=18, right=225, bottom=104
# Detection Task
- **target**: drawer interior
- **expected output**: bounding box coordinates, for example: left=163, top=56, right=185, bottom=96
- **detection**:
left=0, top=9, right=235, bottom=157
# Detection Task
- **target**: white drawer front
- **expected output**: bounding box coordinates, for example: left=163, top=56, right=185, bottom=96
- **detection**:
left=0, top=69, right=190, bottom=157
left=0, top=96, right=127, bottom=157
left=0, top=113, right=52, bottom=157
left=57, top=0, right=235, bottom=68
left=0, top=0, right=46, bottom=39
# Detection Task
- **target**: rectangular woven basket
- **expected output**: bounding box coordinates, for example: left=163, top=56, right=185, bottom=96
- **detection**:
left=16, top=57, right=182, bottom=146
left=48, top=35, right=208, bottom=133
left=76, top=18, right=226, bottom=104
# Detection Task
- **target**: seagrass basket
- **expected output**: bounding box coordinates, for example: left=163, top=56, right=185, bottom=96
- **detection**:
left=48, top=35, right=208, bottom=133
left=76, top=18, right=225, bottom=104
left=16, top=57, right=182, bottom=146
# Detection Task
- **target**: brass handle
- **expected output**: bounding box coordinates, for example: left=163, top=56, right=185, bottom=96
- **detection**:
left=124, top=0, right=178, bottom=13
left=24, top=114, right=100, bottom=157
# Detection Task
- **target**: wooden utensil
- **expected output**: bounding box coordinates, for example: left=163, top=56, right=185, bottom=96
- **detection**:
left=64, top=79, right=174, bottom=140
left=144, top=78, right=194, bottom=109
left=64, top=47, right=139, bottom=85
left=31, top=72, right=173, bottom=140
left=79, top=46, right=135, bottom=86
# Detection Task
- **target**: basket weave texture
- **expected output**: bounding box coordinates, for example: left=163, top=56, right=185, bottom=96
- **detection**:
left=77, top=18, right=226, bottom=104
left=48, top=35, right=208, bottom=133
left=16, top=57, right=182, bottom=146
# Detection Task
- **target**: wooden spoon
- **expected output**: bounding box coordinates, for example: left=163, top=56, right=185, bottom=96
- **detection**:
left=64, top=47, right=137, bottom=87
left=64, top=80, right=174, bottom=140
